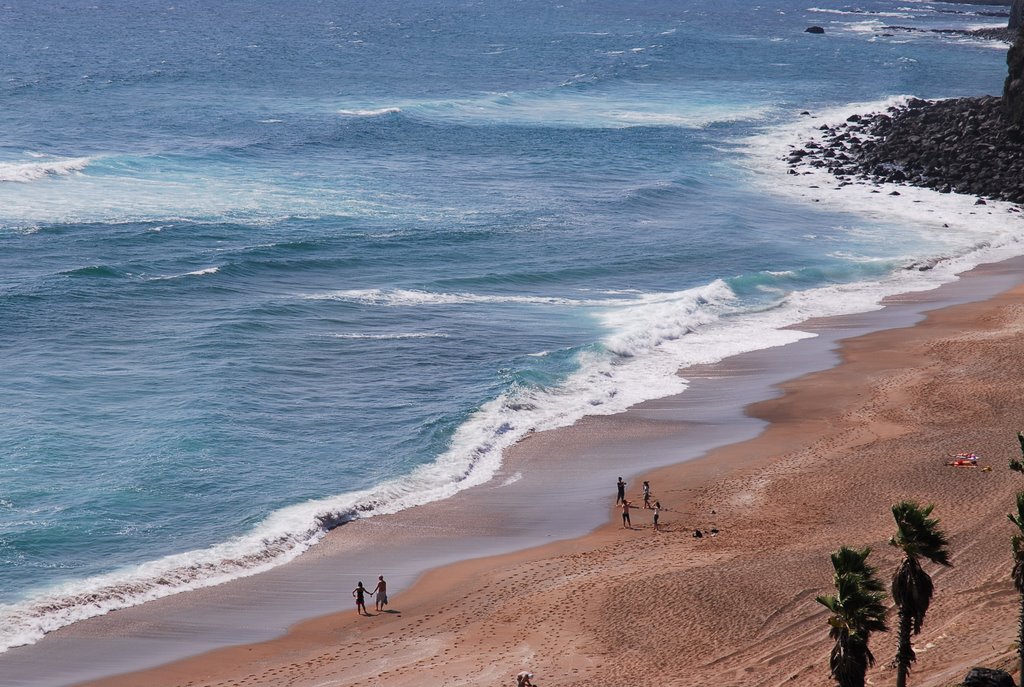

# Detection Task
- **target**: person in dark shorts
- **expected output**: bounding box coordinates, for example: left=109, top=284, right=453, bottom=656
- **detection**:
left=653, top=501, right=661, bottom=532
left=621, top=499, right=634, bottom=529
left=616, top=476, right=626, bottom=504
left=352, top=581, right=369, bottom=615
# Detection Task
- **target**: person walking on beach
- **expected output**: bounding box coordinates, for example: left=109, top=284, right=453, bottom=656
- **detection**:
left=642, top=480, right=651, bottom=509
left=352, top=581, right=369, bottom=616
left=653, top=500, right=661, bottom=532
left=621, top=499, right=634, bottom=529
left=370, top=575, right=388, bottom=612
left=616, top=477, right=626, bottom=504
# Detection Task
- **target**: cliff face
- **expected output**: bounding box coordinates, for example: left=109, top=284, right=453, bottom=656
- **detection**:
left=1012, top=0, right=1024, bottom=30
left=1004, top=28, right=1024, bottom=128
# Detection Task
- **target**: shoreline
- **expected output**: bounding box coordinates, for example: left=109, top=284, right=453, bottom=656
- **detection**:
left=1, top=255, right=1022, bottom=687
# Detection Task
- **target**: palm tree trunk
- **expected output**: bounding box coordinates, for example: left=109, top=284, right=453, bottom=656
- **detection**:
left=1019, top=592, right=1024, bottom=685
left=896, top=607, right=913, bottom=687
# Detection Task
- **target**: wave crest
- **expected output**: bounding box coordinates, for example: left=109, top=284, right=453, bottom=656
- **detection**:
left=0, top=157, right=93, bottom=183
left=150, top=266, right=220, bottom=281
left=331, top=332, right=449, bottom=339
left=337, top=107, right=402, bottom=117
left=303, top=288, right=590, bottom=306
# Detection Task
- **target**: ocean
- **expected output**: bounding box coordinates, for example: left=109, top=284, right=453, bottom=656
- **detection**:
left=1, top=0, right=1020, bottom=652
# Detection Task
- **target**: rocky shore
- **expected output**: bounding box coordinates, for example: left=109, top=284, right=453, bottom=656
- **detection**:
left=786, top=95, right=1024, bottom=204
left=878, top=24, right=1015, bottom=42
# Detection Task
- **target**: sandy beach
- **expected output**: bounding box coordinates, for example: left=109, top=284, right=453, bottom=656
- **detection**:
left=6, top=257, right=1005, bottom=687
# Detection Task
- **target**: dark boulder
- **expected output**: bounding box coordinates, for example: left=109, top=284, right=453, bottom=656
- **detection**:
left=960, top=667, right=1017, bottom=687
left=805, top=26, right=825, bottom=34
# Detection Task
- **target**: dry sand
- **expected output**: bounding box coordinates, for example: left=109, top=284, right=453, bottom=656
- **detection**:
left=68, top=270, right=1024, bottom=687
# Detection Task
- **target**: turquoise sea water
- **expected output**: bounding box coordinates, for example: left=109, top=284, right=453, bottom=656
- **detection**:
left=0, top=0, right=1019, bottom=650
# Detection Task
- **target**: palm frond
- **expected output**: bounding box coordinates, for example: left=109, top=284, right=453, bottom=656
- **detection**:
left=890, top=501, right=951, bottom=567
left=1013, top=432, right=1024, bottom=472
left=1009, top=493, right=1024, bottom=532
left=830, top=546, right=886, bottom=593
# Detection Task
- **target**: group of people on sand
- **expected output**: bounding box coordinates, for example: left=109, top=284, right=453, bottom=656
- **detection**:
left=615, top=477, right=661, bottom=531
left=351, top=575, right=388, bottom=615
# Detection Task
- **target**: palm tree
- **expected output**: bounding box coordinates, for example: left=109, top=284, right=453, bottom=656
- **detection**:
left=1011, top=431, right=1024, bottom=473
left=816, top=546, right=888, bottom=687
left=1008, top=492, right=1024, bottom=681
left=889, top=501, right=951, bottom=687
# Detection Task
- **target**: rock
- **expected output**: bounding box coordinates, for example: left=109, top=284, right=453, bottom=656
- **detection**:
left=960, top=667, right=1017, bottom=687
left=805, top=26, right=825, bottom=34
left=785, top=95, right=1024, bottom=205
left=1012, top=0, right=1024, bottom=31
left=1006, top=28, right=1024, bottom=127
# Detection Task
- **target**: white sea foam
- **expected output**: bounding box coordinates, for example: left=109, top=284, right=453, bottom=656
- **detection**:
left=740, top=95, right=1024, bottom=295
left=337, top=107, right=401, bottom=117
left=807, top=7, right=913, bottom=18
left=330, top=332, right=449, bottom=340
left=975, top=39, right=1014, bottom=49
left=302, top=287, right=742, bottom=310
left=304, top=288, right=592, bottom=306
left=0, top=156, right=93, bottom=183
left=500, top=472, right=523, bottom=486
left=150, top=266, right=220, bottom=280
left=0, top=158, right=386, bottom=229
left=964, top=22, right=1009, bottom=32
left=840, top=19, right=894, bottom=34
left=343, top=91, right=772, bottom=130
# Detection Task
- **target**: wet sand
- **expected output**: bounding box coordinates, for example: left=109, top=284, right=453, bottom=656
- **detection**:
left=4, top=259, right=1024, bottom=687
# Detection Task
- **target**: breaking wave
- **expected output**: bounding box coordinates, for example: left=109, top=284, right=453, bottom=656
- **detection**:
left=0, top=157, right=94, bottom=183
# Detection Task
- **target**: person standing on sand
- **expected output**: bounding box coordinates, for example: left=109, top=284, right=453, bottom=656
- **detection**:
left=370, top=575, right=388, bottom=611
left=616, top=476, right=626, bottom=504
left=642, top=480, right=651, bottom=509
left=352, top=581, right=369, bottom=615
left=653, top=500, right=661, bottom=532
left=621, top=499, right=634, bottom=528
